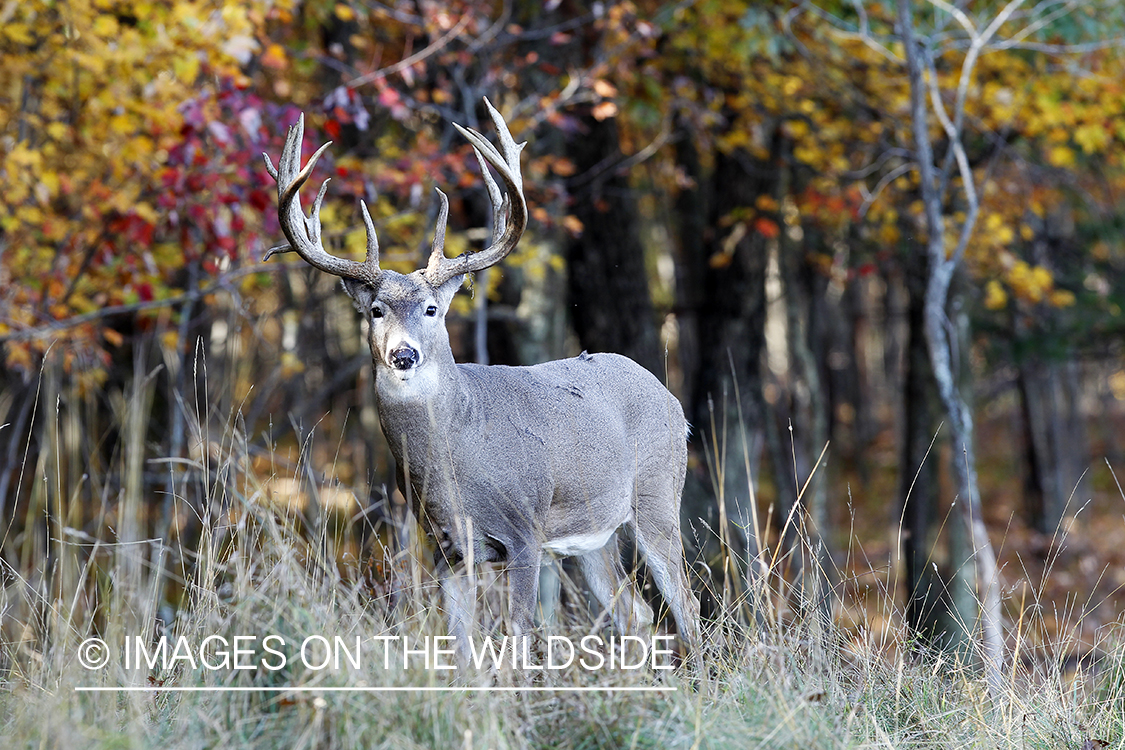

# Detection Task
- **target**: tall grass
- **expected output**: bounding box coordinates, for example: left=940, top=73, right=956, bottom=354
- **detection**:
left=2, top=353, right=1124, bottom=749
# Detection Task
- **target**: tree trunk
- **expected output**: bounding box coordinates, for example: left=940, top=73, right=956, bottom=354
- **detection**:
left=673, top=129, right=772, bottom=621
left=564, top=114, right=663, bottom=377
left=898, top=0, right=1002, bottom=696
left=898, top=247, right=942, bottom=639
left=1019, top=356, right=1090, bottom=534
left=779, top=221, right=833, bottom=630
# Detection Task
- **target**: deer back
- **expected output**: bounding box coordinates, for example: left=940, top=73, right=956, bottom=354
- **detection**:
left=374, top=349, right=688, bottom=558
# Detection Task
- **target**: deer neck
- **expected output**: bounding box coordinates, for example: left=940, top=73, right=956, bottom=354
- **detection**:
left=373, top=341, right=467, bottom=458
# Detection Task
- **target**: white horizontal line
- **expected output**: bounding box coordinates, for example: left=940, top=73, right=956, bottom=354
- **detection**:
left=75, top=685, right=675, bottom=693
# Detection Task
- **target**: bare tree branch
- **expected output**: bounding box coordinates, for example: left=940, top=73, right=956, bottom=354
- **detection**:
left=346, top=12, right=472, bottom=89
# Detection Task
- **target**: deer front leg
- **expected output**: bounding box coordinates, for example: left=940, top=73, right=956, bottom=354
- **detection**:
left=433, top=553, right=476, bottom=662
left=505, top=545, right=543, bottom=637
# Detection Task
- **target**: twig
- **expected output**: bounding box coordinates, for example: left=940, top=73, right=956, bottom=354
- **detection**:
left=346, top=13, right=472, bottom=89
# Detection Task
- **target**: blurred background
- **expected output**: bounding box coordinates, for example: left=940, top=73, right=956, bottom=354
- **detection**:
left=3, top=0, right=1125, bottom=669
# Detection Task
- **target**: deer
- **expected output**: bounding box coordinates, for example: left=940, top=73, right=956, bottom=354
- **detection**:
left=264, top=99, right=701, bottom=665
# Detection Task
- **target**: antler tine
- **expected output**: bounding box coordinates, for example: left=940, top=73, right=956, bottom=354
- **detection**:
left=424, top=97, right=527, bottom=287
left=423, top=188, right=451, bottom=281
left=472, top=145, right=506, bottom=243
left=265, top=113, right=381, bottom=282
left=359, top=200, right=380, bottom=263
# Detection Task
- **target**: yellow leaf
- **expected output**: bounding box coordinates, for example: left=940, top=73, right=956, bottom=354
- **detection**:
left=17, top=206, right=43, bottom=224
left=1030, top=265, right=1052, bottom=290
left=261, top=43, right=287, bottom=70
left=93, top=15, right=119, bottom=37
left=984, top=280, right=1007, bottom=310
left=334, top=3, right=356, bottom=21
left=174, top=54, right=201, bottom=83
left=110, top=114, right=134, bottom=136
left=1047, top=145, right=1075, bottom=167
left=1074, top=123, right=1108, bottom=154
left=4, top=23, right=34, bottom=45
left=281, top=351, right=305, bottom=377
left=134, top=202, right=158, bottom=224
left=1049, top=289, right=1075, bottom=307
left=709, top=252, right=732, bottom=269
left=784, top=119, right=809, bottom=139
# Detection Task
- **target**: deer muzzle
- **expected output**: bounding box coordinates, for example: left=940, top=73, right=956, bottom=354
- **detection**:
left=389, top=346, right=420, bottom=371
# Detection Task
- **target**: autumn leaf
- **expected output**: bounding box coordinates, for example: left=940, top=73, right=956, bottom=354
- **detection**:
left=261, top=43, right=288, bottom=70
left=592, top=101, right=618, bottom=121
left=984, top=280, right=1007, bottom=310
left=754, top=217, right=780, bottom=239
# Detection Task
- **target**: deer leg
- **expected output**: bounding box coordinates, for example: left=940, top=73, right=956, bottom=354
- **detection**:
left=576, top=535, right=654, bottom=635
left=632, top=514, right=702, bottom=664
left=433, top=553, right=476, bottom=660
left=506, top=546, right=543, bottom=637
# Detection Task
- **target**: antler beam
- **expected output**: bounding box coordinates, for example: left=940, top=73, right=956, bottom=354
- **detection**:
left=265, top=99, right=526, bottom=289
left=263, top=114, right=382, bottom=283
left=423, top=98, right=528, bottom=287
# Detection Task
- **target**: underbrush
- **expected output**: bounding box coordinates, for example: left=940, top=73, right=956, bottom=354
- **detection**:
left=1, top=362, right=1123, bottom=749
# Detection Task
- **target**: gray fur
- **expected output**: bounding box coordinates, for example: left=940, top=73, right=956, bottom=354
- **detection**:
left=269, top=99, right=700, bottom=664
left=342, top=269, right=701, bottom=659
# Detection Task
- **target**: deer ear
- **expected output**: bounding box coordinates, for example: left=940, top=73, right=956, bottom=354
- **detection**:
left=340, top=278, right=373, bottom=314
left=434, top=273, right=464, bottom=309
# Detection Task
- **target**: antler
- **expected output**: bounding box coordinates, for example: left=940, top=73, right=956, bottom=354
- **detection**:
left=263, top=114, right=382, bottom=283
left=423, top=98, right=527, bottom=287
left=264, top=100, right=525, bottom=289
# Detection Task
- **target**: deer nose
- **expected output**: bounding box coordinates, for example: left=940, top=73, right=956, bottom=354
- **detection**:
left=390, top=346, right=419, bottom=370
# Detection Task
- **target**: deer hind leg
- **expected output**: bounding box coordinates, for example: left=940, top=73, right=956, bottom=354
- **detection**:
left=576, top=534, right=654, bottom=635
left=505, top=545, right=543, bottom=637
left=631, top=502, right=702, bottom=663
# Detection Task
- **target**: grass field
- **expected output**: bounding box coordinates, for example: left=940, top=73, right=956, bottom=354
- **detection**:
left=2, top=362, right=1124, bottom=749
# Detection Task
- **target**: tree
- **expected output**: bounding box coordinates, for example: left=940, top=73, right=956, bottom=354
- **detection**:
left=798, top=0, right=1125, bottom=690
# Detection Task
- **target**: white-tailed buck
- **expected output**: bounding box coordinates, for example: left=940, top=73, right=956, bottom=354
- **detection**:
left=265, top=99, right=700, bottom=662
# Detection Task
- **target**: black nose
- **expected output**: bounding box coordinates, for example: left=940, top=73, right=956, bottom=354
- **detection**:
left=390, top=346, right=419, bottom=370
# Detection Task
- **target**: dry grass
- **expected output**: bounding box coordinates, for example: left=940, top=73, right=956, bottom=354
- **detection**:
left=2, top=355, right=1124, bottom=749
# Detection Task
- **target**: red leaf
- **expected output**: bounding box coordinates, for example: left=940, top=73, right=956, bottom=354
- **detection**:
left=754, top=217, right=780, bottom=239
left=216, top=236, right=236, bottom=256
left=248, top=189, right=270, bottom=212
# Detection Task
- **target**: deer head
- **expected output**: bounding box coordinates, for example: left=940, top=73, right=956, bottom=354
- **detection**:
left=263, top=99, right=526, bottom=386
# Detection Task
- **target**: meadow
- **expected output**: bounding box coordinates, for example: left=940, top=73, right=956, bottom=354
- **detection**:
left=1, top=353, right=1123, bottom=750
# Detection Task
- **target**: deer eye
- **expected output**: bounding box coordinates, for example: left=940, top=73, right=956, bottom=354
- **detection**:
left=425, top=305, right=438, bottom=317
left=371, top=305, right=384, bottom=319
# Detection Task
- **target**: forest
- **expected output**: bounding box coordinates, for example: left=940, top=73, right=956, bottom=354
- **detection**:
left=4, top=0, right=1125, bottom=747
